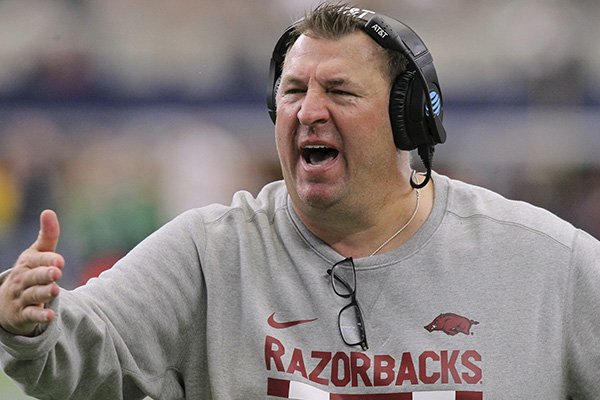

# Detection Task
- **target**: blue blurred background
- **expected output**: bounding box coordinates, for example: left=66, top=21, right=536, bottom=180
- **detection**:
left=0, top=0, right=599, bottom=397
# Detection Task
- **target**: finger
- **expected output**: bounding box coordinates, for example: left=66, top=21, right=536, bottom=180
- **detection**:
left=20, top=267, right=63, bottom=290
left=32, top=209, right=60, bottom=253
left=21, top=283, right=60, bottom=307
left=21, top=305, right=55, bottom=324
left=15, top=251, right=65, bottom=272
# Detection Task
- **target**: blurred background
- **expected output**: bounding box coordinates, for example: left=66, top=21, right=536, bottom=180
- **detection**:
left=0, top=0, right=599, bottom=398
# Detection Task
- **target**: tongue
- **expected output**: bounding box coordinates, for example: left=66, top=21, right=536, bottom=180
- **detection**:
left=309, top=149, right=338, bottom=165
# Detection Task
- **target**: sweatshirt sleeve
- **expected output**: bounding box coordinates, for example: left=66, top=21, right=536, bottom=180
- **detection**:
left=565, top=229, right=600, bottom=399
left=0, top=209, right=207, bottom=400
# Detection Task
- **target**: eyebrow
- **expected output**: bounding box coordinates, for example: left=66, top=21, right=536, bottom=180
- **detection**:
left=325, top=79, right=349, bottom=88
left=281, top=76, right=305, bottom=87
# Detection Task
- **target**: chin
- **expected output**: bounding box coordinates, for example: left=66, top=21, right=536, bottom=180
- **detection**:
left=295, top=183, right=342, bottom=210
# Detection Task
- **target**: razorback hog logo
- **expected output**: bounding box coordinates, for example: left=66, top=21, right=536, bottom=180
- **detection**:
left=425, top=313, right=479, bottom=336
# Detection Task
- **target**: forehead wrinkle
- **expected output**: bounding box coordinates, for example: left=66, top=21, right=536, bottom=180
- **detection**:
left=281, top=61, right=355, bottom=86
left=280, top=32, right=390, bottom=93
left=283, top=32, right=377, bottom=67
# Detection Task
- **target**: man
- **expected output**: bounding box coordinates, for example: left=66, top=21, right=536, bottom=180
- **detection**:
left=1, top=2, right=599, bottom=399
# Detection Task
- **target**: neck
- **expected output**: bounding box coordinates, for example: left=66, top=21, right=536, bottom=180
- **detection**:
left=294, top=180, right=434, bottom=258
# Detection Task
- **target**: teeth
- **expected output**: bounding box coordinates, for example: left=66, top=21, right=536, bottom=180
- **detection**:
left=301, top=145, right=339, bottom=165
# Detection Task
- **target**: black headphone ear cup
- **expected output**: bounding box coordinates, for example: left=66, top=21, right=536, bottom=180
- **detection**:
left=389, top=71, right=416, bottom=150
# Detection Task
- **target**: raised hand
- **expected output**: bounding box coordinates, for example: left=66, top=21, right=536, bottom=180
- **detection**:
left=0, top=210, right=65, bottom=336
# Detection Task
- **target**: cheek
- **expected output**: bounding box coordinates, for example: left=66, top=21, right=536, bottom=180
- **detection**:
left=274, top=125, right=286, bottom=157
left=374, top=96, right=393, bottom=129
left=344, top=104, right=392, bottom=144
left=275, top=93, right=300, bottom=119
left=274, top=98, right=302, bottom=144
left=368, top=101, right=396, bottom=148
left=274, top=122, right=294, bottom=165
left=343, top=110, right=397, bottom=170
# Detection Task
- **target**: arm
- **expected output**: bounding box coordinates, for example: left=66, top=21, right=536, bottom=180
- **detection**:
left=0, top=209, right=206, bottom=399
left=565, top=229, right=600, bottom=398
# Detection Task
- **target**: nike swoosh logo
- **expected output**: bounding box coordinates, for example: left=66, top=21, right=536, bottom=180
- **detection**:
left=267, top=312, right=318, bottom=329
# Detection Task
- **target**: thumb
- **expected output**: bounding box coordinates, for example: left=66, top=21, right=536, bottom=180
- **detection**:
left=32, top=209, right=61, bottom=252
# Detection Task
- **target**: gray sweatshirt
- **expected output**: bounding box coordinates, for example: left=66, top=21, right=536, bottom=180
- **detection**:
left=1, top=173, right=599, bottom=399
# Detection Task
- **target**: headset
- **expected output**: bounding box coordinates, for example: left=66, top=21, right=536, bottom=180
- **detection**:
left=266, top=7, right=447, bottom=188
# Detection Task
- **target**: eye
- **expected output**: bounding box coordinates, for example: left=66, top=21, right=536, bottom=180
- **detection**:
left=283, top=88, right=306, bottom=95
left=329, top=89, right=355, bottom=96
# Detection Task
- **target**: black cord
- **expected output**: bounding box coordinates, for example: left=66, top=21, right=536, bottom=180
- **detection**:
left=410, top=145, right=434, bottom=189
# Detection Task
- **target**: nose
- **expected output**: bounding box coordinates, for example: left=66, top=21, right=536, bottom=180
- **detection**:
left=297, top=88, right=330, bottom=128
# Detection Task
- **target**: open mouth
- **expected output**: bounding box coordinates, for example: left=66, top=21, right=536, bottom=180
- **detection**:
left=301, top=145, right=339, bottom=166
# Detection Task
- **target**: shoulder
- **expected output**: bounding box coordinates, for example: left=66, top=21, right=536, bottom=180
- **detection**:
left=571, top=229, right=600, bottom=268
left=118, top=181, right=290, bottom=266
left=167, top=180, right=289, bottom=231
left=198, top=180, right=288, bottom=224
left=436, top=174, right=579, bottom=249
